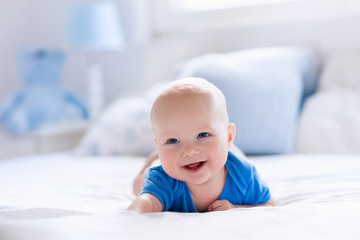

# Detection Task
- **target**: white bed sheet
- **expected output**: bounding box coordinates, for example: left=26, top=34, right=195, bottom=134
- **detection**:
left=0, top=152, right=359, bottom=240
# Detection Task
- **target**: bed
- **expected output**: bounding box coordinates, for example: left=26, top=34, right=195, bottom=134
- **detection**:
left=0, top=152, right=359, bottom=240
left=1, top=46, right=360, bottom=239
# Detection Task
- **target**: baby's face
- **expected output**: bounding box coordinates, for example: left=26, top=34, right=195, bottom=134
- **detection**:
left=152, top=91, right=234, bottom=187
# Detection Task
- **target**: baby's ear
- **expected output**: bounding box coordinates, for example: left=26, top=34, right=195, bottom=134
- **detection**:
left=227, top=123, right=236, bottom=148
left=153, top=137, right=158, bottom=147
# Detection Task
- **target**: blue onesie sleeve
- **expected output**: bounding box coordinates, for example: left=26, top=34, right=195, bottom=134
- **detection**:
left=140, top=166, right=196, bottom=212
left=140, top=166, right=175, bottom=211
left=221, top=151, right=271, bottom=205
left=243, top=163, right=271, bottom=204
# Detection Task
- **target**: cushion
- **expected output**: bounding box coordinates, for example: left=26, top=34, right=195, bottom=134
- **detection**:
left=296, top=50, right=360, bottom=153
left=74, top=82, right=168, bottom=156
left=176, top=47, right=319, bottom=155
left=296, top=89, right=360, bottom=153
left=319, top=50, right=360, bottom=90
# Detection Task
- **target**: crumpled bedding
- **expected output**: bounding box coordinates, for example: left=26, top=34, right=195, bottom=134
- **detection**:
left=0, top=152, right=359, bottom=240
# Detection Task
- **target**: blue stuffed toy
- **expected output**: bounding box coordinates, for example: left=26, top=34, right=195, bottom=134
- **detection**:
left=0, top=48, right=89, bottom=135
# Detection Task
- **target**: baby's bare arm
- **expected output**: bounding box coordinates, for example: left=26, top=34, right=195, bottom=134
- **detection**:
left=208, top=197, right=276, bottom=212
left=132, top=149, right=159, bottom=195
left=127, top=193, right=163, bottom=213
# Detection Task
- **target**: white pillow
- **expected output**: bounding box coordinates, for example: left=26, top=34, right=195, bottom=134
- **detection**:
left=320, top=50, right=360, bottom=90
left=74, top=82, right=168, bottom=156
left=297, top=49, right=360, bottom=153
left=296, top=88, right=360, bottom=153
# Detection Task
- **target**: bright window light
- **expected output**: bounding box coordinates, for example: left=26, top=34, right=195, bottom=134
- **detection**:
left=171, top=0, right=302, bottom=11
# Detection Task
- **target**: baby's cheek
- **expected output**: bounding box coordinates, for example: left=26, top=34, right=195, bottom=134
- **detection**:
left=161, top=161, right=179, bottom=179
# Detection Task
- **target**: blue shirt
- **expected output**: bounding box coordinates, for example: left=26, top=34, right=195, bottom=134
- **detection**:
left=140, top=151, right=271, bottom=212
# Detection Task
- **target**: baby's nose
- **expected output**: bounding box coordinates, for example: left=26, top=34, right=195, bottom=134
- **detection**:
left=182, top=144, right=200, bottom=158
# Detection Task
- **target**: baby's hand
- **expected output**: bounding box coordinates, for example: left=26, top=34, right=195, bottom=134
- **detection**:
left=208, top=199, right=236, bottom=212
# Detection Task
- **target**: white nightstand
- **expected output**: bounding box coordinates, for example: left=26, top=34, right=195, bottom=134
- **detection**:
left=0, top=121, right=89, bottom=159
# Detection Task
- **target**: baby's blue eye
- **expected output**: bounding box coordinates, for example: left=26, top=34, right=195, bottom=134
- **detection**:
left=198, top=132, right=209, bottom=138
left=167, top=138, right=179, bottom=144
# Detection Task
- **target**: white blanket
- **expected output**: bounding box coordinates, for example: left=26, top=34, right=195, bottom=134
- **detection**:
left=0, top=153, right=359, bottom=240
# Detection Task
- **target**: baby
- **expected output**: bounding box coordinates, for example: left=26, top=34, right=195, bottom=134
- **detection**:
left=127, top=78, right=275, bottom=213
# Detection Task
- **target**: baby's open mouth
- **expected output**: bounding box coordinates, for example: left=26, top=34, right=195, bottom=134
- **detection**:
left=184, top=161, right=206, bottom=171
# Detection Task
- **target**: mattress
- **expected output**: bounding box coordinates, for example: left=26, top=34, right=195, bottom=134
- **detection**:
left=0, top=152, right=359, bottom=240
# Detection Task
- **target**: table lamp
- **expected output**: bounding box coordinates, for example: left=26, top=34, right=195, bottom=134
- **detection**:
left=65, top=1, right=126, bottom=118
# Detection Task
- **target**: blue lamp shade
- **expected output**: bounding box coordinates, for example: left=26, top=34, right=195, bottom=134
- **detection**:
left=66, top=1, right=125, bottom=51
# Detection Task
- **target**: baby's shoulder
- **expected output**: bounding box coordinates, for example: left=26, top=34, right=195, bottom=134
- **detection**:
left=146, top=165, right=180, bottom=187
left=226, top=152, right=257, bottom=184
left=227, top=151, right=254, bottom=172
left=147, top=165, right=171, bottom=180
left=143, top=165, right=187, bottom=202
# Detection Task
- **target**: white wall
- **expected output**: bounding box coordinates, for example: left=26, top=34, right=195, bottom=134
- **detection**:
left=1, top=0, right=360, bottom=107
left=142, top=13, right=360, bottom=88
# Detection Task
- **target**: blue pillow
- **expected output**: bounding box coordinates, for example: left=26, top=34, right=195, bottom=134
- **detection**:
left=176, top=47, right=319, bottom=155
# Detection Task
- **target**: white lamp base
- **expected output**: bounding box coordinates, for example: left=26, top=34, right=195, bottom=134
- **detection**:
left=87, top=63, right=105, bottom=119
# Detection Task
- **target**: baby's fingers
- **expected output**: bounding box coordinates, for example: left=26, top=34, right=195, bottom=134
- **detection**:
left=208, top=200, right=234, bottom=212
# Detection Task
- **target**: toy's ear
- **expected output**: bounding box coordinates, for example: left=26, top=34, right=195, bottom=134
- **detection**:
left=19, top=48, right=65, bottom=85
left=227, top=123, right=236, bottom=148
